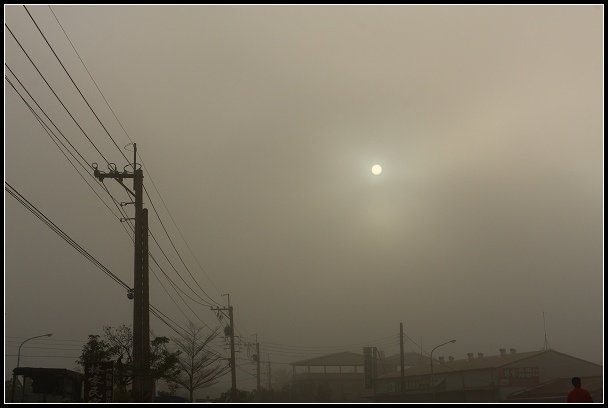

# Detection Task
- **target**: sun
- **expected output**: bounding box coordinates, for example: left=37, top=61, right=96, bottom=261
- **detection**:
left=371, top=164, right=382, bottom=176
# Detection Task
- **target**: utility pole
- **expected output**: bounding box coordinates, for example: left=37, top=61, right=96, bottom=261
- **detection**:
left=372, top=347, right=378, bottom=395
left=256, top=340, right=261, bottom=391
left=94, top=143, right=151, bottom=402
left=228, top=306, right=236, bottom=398
left=543, top=312, right=550, bottom=350
left=267, top=355, right=271, bottom=391
left=212, top=296, right=236, bottom=399
left=400, top=322, right=405, bottom=395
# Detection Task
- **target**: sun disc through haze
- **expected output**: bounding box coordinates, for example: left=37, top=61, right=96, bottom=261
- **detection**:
left=371, top=164, right=383, bottom=176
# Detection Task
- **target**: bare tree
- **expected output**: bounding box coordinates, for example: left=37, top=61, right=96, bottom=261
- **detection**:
left=171, top=322, right=230, bottom=402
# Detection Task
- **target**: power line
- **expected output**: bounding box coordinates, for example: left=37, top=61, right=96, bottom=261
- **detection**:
left=148, top=228, right=216, bottom=308
left=3, top=105, right=214, bottom=346
left=46, top=5, right=224, bottom=306
left=104, top=187, right=218, bottom=327
left=23, top=5, right=130, bottom=165
left=5, top=74, right=122, bottom=221
left=7, top=11, right=221, bottom=341
left=107, top=198, right=212, bottom=329
left=149, top=265, right=195, bottom=327
left=6, top=181, right=211, bottom=341
left=91, top=177, right=214, bottom=331
left=144, top=185, right=220, bottom=306
left=403, top=331, right=431, bottom=357
left=5, top=63, right=92, bottom=170
left=142, top=170, right=223, bottom=299
left=108, top=186, right=215, bottom=326
left=6, top=183, right=227, bottom=366
left=92, top=176, right=214, bottom=326
left=5, top=23, right=111, bottom=166
left=6, top=182, right=130, bottom=290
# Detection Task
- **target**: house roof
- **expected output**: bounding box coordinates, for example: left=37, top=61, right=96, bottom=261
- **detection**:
left=291, top=351, right=363, bottom=366
left=505, top=376, right=603, bottom=401
left=377, top=350, right=548, bottom=379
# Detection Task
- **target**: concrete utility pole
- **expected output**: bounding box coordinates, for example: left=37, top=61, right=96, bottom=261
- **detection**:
left=400, top=322, right=405, bottom=394
left=94, top=143, right=151, bottom=402
left=212, top=297, right=237, bottom=399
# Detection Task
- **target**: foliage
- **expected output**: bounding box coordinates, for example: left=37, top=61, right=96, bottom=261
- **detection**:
left=76, top=334, right=117, bottom=367
left=77, top=324, right=181, bottom=399
left=150, top=336, right=181, bottom=383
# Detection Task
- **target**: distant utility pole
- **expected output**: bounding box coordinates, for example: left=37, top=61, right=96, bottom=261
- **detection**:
left=212, top=295, right=236, bottom=399
left=400, top=322, right=405, bottom=394
left=543, top=312, right=550, bottom=350
left=94, top=143, right=151, bottom=402
left=256, top=339, right=261, bottom=391
left=372, top=347, right=378, bottom=394
left=267, top=355, right=271, bottom=391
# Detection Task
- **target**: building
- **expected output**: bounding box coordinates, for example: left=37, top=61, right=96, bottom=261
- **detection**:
left=289, top=350, right=430, bottom=402
left=290, top=351, right=365, bottom=402
left=11, top=367, right=84, bottom=403
left=373, top=348, right=602, bottom=403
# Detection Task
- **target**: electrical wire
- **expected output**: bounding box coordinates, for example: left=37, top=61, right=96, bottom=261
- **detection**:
left=6, top=184, right=228, bottom=371
left=23, top=5, right=130, bottom=165
left=5, top=64, right=93, bottom=170
left=148, top=227, right=216, bottom=308
left=144, top=185, right=221, bottom=306
left=5, top=75, right=122, bottom=221
left=6, top=182, right=216, bottom=346
left=45, top=6, right=224, bottom=306
left=6, top=182, right=130, bottom=290
left=142, top=170, right=223, bottom=298
left=8, top=8, right=226, bottom=351
left=5, top=23, right=111, bottom=166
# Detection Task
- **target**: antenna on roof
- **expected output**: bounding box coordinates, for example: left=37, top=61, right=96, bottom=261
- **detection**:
left=543, top=311, right=550, bottom=350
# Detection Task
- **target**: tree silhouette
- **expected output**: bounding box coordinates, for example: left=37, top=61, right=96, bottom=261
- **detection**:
left=170, top=322, right=230, bottom=402
left=77, top=325, right=180, bottom=401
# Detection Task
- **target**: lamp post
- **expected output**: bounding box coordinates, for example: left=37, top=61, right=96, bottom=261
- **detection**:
left=430, top=339, right=455, bottom=402
left=11, top=333, right=53, bottom=402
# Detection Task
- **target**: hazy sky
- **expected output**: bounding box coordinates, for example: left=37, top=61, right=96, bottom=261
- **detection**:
left=4, top=5, right=603, bottom=392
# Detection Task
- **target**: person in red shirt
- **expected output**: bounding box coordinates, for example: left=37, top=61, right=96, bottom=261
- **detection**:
left=567, top=377, right=593, bottom=403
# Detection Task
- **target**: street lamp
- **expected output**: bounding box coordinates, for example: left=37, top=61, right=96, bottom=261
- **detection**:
left=430, top=339, right=455, bottom=402
left=11, top=333, right=53, bottom=402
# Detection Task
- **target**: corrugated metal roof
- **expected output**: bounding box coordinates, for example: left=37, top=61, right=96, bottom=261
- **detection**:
left=291, top=351, right=363, bottom=366
left=377, top=350, right=548, bottom=378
